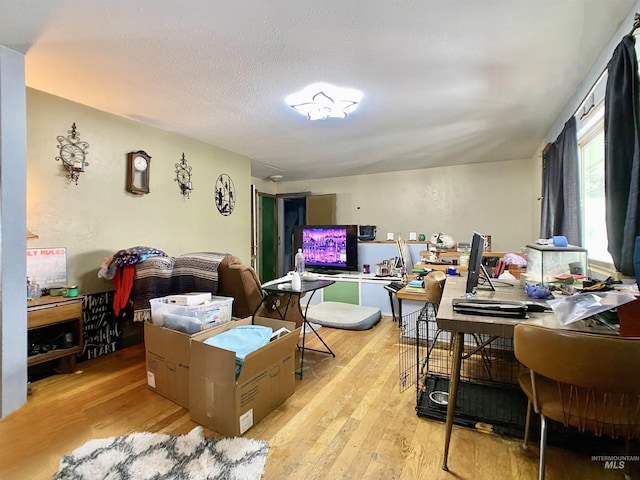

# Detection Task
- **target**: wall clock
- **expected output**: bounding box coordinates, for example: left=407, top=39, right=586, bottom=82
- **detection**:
left=215, top=173, right=235, bottom=216
left=126, top=150, right=151, bottom=195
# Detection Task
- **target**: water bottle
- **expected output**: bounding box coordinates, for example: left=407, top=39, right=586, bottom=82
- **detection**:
left=291, top=271, right=302, bottom=291
left=295, top=248, right=305, bottom=275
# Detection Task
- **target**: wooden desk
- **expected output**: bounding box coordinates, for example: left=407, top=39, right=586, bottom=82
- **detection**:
left=435, top=276, right=616, bottom=471
left=396, top=286, right=433, bottom=327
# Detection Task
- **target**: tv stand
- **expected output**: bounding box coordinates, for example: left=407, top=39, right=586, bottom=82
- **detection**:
left=301, top=272, right=402, bottom=315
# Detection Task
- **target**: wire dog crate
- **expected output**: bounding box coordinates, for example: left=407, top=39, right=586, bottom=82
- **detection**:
left=399, top=302, right=528, bottom=438
left=399, top=301, right=631, bottom=454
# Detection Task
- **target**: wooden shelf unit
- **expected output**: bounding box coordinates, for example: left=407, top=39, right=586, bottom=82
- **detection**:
left=27, top=295, right=84, bottom=373
left=415, top=250, right=506, bottom=272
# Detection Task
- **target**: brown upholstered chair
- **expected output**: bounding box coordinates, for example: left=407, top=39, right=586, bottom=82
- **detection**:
left=424, top=270, right=447, bottom=306
left=217, top=255, right=305, bottom=327
left=513, top=323, right=640, bottom=480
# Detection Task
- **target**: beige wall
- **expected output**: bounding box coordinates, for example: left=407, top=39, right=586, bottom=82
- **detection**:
left=261, top=156, right=541, bottom=254
left=26, top=89, right=541, bottom=296
left=26, top=89, right=252, bottom=294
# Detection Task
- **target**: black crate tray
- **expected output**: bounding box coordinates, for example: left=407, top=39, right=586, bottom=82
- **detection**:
left=417, top=376, right=527, bottom=438
left=418, top=375, right=630, bottom=455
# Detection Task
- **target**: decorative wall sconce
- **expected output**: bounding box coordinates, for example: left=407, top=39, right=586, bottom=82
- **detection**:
left=174, top=153, right=193, bottom=198
left=55, top=122, right=89, bottom=185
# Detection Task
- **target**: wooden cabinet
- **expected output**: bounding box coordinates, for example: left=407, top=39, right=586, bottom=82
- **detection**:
left=27, top=296, right=84, bottom=373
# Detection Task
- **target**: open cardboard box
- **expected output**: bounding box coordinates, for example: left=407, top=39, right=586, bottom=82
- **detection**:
left=144, top=320, right=219, bottom=408
left=189, top=316, right=300, bottom=436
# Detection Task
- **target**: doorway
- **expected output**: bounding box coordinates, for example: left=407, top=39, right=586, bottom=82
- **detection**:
left=281, top=196, right=307, bottom=275
left=255, top=190, right=336, bottom=282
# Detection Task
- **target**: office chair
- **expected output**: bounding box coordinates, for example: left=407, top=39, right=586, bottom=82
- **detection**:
left=419, top=271, right=448, bottom=372
left=514, top=323, right=640, bottom=480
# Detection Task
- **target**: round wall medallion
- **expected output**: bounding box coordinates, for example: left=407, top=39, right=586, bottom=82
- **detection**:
left=215, top=173, right=235, bottom=216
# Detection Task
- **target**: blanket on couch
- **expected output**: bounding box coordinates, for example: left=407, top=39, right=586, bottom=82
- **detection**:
left=130, top=252, right=228, bottom=321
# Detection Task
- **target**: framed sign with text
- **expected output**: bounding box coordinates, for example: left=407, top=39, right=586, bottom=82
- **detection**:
left=26, top=248, right=67, bottom=289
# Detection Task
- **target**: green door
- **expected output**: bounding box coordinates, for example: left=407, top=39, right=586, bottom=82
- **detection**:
left=260, top=195, right=277, bottom=283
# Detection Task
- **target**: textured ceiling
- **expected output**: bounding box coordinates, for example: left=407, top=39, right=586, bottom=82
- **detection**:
left=0, top=0, right=636, bottom=181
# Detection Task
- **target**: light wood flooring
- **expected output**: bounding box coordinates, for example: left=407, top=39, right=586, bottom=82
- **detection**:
left=0, top=316, right=634, bottom=479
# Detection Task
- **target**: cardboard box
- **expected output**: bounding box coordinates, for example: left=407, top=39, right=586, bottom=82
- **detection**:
left=144, top=321, right=231, bottom=408
left=189, top=317, right=300, bottom=436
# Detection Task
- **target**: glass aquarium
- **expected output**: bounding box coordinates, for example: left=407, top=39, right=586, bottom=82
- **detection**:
left=525, top=244, right=588, bottom=286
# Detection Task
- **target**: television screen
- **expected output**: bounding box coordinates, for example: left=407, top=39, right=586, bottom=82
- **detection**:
left=293, top=225, right=358, bottom=272
left=465, top=232, right=495, bottom=295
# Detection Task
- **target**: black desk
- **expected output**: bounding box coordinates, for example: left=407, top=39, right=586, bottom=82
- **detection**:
left=257, top=278, right=335, bottom=379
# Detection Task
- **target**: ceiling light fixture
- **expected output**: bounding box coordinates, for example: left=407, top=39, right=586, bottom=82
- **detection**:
left=286, top=83, right=363, bottom=120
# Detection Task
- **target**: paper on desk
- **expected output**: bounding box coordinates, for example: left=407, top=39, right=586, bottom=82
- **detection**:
left=547, top=291, right=636, bottom=325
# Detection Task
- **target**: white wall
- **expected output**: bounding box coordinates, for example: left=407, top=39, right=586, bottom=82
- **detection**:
left=27, top=89, right=253, bottom=294
left=262, top=157, right=540, bottom=254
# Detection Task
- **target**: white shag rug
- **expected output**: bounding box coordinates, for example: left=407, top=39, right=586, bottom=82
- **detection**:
left=53, top=426, right=268, bottom=480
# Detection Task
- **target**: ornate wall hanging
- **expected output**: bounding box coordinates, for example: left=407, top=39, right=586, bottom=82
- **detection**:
left=214, top=173, right=235, bottom=216
left=55, top=122, right=89, bottom=185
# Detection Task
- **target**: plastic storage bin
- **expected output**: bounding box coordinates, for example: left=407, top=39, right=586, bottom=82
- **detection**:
left=149, top=295, right=234, bottom=334
left=525, top=244, right=588, bottom=286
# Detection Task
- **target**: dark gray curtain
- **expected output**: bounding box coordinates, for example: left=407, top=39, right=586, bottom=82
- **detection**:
left=605, top=34, right=640, bottom=275
left=540, top=117, right=581, bottom=246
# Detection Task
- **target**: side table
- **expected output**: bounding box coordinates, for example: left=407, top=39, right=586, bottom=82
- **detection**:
left=255, top=279, right=335, bottom=379
left=27, top=295, right=84, bottom=373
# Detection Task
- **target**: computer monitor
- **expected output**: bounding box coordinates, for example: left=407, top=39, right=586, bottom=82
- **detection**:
left=465, top=232, right=495, bottom=296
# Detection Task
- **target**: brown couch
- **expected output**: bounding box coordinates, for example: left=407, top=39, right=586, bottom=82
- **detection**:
left=217, top=254, right=305, bottom=327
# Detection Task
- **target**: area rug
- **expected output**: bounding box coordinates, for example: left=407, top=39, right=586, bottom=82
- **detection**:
left=53, top=426, right=268, bottom=480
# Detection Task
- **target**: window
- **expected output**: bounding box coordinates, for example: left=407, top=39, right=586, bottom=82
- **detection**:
left=577, top=102, right=613, bottom=266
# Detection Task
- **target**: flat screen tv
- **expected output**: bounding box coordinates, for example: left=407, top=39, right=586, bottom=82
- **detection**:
left=465, top=232, right=495, bottom=296
left=293, top=224, right=358, bottom=273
